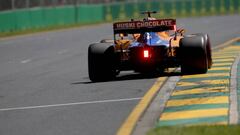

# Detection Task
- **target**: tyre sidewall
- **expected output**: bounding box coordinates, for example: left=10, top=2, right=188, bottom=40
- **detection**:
left=88, top=43, right=116, bottom=81
left=180, top=35, right=208, bottom=74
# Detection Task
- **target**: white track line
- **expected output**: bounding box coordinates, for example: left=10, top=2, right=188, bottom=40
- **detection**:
left=21, top=59, right=31, bottom=64
left=0, top=97, right=141, bottom=112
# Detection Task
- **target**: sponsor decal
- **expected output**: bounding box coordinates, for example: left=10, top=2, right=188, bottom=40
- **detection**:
left=114, top=19, right=175, bottom=30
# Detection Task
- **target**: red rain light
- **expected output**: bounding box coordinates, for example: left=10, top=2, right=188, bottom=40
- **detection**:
left=174, top=25, right=177, bottom=31
left=143, top=50, right=149, bottom=58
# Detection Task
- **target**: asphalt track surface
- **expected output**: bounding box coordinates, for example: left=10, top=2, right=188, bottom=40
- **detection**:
left=0, top=15, right=240, bottom=135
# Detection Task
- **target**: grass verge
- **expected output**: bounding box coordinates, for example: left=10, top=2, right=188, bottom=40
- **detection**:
left=147, top=125, right=240, bottom=135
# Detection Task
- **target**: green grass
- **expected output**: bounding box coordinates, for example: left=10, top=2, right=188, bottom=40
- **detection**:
left=148, top=125, right=240, bottom=135
left=0, top=22, right=103, bottom=38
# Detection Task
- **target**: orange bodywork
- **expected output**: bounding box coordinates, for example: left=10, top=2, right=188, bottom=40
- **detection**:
left=158, top=32, right=182, bottom=47
left=115, top=39, right=131, bottom=50
left=115, top=32, right=183, bottom=51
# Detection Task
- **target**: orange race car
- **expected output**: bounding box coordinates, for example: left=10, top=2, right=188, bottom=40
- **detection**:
left=88, top=11, right=212, bottom=82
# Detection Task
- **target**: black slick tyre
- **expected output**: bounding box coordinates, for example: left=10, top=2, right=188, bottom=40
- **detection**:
left=180, top=35, right=208, bottom=74
left=194, top=33, right=212, bottom=69
left=88, top=43, right=116, bottom=82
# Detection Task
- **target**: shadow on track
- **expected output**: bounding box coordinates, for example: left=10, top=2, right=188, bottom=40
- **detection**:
left=72, top=70, right=182, bottom=84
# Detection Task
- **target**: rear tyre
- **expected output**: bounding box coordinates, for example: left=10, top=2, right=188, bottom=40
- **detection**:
left=180, top=35, right=208, bottom=74
left=88, top=43, right=116, bottom=82
left=194, top=33, right=212, bottom=69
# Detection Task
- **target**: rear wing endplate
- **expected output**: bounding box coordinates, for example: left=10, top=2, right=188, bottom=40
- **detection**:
left=113, top=19, right=176, bottom=34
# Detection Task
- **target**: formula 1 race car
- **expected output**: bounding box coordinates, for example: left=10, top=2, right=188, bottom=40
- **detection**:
left=88, top=11, right=212, bottom=82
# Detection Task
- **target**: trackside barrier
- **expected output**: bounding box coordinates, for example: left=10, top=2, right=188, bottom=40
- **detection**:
left=77, top=4, right=104, bottom=23
left=0, top=0, right=239, bottom=33
left=104, top=0, right=240, bottom=21
left=0, top=5, right=105, bottom=32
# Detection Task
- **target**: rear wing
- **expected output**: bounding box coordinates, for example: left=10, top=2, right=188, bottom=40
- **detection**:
left=113, top=19, right=176, bottom=34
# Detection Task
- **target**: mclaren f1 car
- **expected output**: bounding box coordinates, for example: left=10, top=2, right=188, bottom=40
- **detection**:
left=88, top=11, right=212, bottom=82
